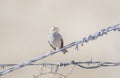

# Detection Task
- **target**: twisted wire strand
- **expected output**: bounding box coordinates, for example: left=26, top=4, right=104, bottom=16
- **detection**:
left=0, top=24, right=120, bottom=76
left=1, top=60, right=120, bottom=70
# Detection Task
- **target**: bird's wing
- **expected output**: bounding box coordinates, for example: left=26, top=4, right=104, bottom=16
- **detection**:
left=57, top=33, right=64, bottom=48
left=60, top=35, right=68, bottom=54
left=48, top=40, right=56, bottom=50
left=60, top=37, right=64, bottom=48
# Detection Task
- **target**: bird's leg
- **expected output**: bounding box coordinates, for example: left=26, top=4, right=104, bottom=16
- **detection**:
left=50, top=49, right=55, bottom=52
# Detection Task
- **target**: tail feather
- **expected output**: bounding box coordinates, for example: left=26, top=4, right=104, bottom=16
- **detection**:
left=62, top=49, right=68, bottom=54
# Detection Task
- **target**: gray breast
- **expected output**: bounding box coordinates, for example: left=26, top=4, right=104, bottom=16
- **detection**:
left=50, top=33, right=62, bottom=48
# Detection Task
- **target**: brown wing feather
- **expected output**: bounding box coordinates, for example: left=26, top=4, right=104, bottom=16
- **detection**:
left=60, top=38, right=68, bottom=54
left=60, top=38, right=64, bottom=48
left=48, top=41, right=56, bottom=50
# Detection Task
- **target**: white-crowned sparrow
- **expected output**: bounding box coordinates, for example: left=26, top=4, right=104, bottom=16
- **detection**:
left=48, top=27, right=68, bottom=54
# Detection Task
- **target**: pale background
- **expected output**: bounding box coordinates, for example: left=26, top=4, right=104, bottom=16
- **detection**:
left=0, top=0, right=120, bottom=78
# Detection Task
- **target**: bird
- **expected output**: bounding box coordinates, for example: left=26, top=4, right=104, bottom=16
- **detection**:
left=48, top=26, right=68, bottom=54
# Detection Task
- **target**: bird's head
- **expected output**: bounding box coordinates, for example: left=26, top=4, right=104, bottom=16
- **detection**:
left=49, top=26, right=59, bottom=34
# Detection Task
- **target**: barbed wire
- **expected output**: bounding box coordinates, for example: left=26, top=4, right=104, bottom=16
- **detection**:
left=1, top=60, right=120, bottom=78
left=0, top=24, right=120, bottom=76
left=34, top=60, right=120, bottom=78
left=1, top=60, right=120, bottom=69
left=33, top=60, right=120, bottom=78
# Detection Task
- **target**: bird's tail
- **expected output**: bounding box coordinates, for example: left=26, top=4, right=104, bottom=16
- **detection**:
left=62, top=49, right=68, bottom=54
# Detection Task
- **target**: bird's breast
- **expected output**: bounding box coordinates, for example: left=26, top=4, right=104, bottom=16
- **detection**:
left=48, top=34, right=61, bottom=48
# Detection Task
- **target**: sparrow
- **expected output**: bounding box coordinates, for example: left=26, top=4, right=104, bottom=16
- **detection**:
left=48, top=26, right=68, bottom=54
